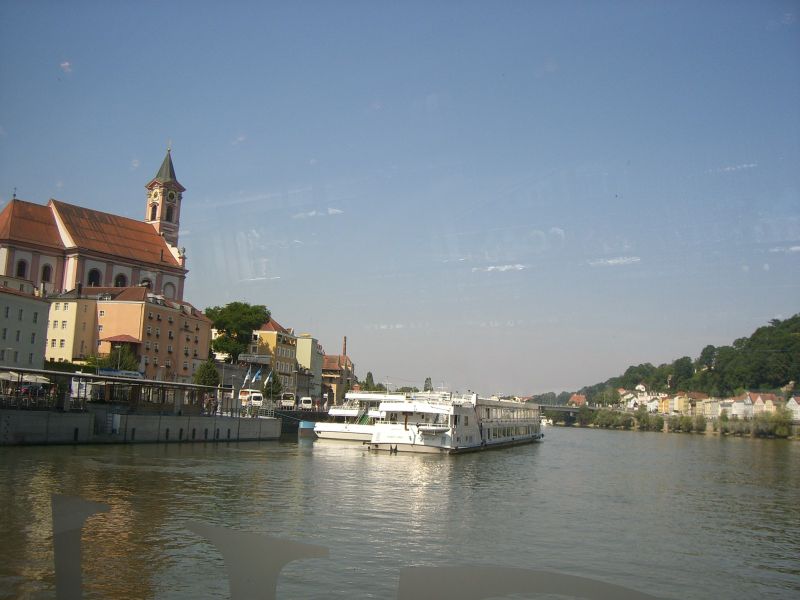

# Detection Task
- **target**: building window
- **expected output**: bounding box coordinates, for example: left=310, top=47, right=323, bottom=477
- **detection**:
left=51, top=339, right=56, bottom=348
left=61, top=321, right=67, bottom=329
left=87, top=269, right=101, bottom=286
left=150, top=204, right=157, bottom=220
left=154, top=343, right=159, bottom=352
left=146, top=326, right=152, bottom=334
left=98, top=325, right=103, bottom=332
left=166, top=206, right=174, bottom=222
left=28, top=353, right=33, bottom=365
left=54, top=303, right=60, bottom=311
left=165, top=359, right=171, bottom=368
left=15, top=330, right=20, bottom=342
left=0, top=350, right=4, bottom=361
left=145, top=341, right=150, bottom=350
left=15, top=260, right=27, bottom=279
left=32, top=312, right=38, bottom=323
left=18, top=309, right=23, bottom=321
left=4, top=306, right=8, bottom=318
left=1, top=328, right=5, bottom=340
left=114, top=273, right=127, bottom=287
left=60, top=340, right=65, bottom=348
left=99, top=310, right=105, bottom=317
left=30, top=333, right=35, bottom=344
left=41, top=264, right=52, bottom=283
left=144, top=356, right=149, bottom=365
left=167, top=345, right=173, bottom=353
left=183, top=361, right=188, bottom=370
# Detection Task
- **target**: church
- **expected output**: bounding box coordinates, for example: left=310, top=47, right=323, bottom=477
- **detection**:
left=0, top=150, right=188, bottom=300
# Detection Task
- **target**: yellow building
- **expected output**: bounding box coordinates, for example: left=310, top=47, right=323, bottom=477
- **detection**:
left=46, top=286, right=211, bottom=383
left=250, top=318, right=297, bottom=393
left=296, top=334, right=324, bottom=399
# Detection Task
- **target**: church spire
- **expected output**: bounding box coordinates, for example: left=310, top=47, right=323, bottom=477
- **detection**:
left=145, top=147, right=185, bottom=246
left=149, top=148, right=185, bottom=191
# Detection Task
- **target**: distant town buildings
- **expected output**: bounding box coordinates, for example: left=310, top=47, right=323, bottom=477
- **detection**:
left=614, top=383, right=794, bottom=422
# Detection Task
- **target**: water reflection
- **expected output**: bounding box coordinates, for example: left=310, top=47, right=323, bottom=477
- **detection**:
left=0, top=430, right=797, bottom=599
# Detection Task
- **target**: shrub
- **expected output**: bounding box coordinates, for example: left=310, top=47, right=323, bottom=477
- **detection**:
left=694, top=414, right=707, bottom=433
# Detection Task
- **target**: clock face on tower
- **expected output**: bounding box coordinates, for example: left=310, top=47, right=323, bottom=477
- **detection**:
left=167, top=191, right=176, bottom=201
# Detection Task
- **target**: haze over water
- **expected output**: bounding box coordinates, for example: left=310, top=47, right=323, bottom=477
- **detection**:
left=1, top=428, right=798, bottom=599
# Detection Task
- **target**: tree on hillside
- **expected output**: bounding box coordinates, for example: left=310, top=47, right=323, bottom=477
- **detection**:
left=424, top=377, right=433, bottom=391
left=205, top=302, right=270, bottom=362
left=671, top=356, right=694, bottom=389
left=396, top=386, right=420, bottom=393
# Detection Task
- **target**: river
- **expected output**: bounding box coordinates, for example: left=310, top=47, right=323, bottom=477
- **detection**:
left=1, top=426, right=798, bottom=599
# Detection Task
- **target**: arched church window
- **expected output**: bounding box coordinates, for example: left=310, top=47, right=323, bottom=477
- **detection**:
left=87, top=269, right=101, bottom=287
left=150, top=204, right=158, bottom=221
left=41, top=265, right=52, bottom=283
left=15, top=260, right=27, bottom=279
left=166, top=206, right=174, bottom=222
left=163, top=282, right=176, bottom=299
left=114, top=274, right=128, bottom=287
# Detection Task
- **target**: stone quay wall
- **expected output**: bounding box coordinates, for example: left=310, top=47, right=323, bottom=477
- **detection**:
left=0, top=410, right=281, bottom=446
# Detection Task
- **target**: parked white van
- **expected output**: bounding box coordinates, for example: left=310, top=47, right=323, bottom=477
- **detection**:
left=300, top=397, right=313, bottom=410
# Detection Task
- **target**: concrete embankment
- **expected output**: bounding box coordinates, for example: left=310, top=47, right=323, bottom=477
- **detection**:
left=0, top=410, right=281, bottom=446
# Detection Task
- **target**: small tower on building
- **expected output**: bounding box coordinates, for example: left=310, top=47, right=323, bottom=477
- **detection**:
left=145, top=148, right=185, bottom=247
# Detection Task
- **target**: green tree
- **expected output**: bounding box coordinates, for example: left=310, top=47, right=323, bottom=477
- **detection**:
left=193, top=359, right=220, bottom=387
left=87, top=345, right=140, bottom=372
left=205, top=302, right=270, bottom=362
left=693, top=414, right=707, bottom=433
left=577, top=405, right=593, bottom=427
left=262, top=374, right=282, bottom=399
left=364, top=372, right=376, bottom=390
left=424, top=377, right=433, bottom=392
left=635, top=405, right=649, bottom=431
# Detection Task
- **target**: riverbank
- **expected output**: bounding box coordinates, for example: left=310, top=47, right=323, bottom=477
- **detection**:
left=0, top=409, right=280, bottom=445
left=544, top=408, right=799, bottom=440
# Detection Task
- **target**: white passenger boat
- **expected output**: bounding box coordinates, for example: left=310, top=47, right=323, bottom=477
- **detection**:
left=313, top=392, right=407, bottom=441
left=368, top=392, right=543, bottom=453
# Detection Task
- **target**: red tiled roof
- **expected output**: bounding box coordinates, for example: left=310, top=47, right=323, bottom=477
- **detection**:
left=568, top=394, right=587, bottom=406
left=323, top=354, right=352, bottom=370
left=100, top=334, right=141, bottom=343
left=0, top=199, right=63, bottom=250
left=259, top=317, right=290, bottom=334
left=0, top=198, right=182, bottom=271
left=51, top=199, right=181, bottom=268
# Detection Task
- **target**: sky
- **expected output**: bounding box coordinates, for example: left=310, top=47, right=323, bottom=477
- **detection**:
left=1, top=1, right=798, bottom=395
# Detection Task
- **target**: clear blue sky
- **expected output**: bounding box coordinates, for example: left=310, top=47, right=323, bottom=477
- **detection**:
left=1, top=1, right=798, bottom=394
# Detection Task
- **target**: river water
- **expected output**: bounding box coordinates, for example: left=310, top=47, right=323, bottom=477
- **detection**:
left=1, top=426, right=798, bottom=599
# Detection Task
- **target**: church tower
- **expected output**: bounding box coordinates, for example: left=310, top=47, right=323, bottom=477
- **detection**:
left=145, top=148, right=185, bottom=247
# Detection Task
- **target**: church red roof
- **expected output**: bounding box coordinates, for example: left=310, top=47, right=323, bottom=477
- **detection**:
left=50, top=199, right=182, bottom=268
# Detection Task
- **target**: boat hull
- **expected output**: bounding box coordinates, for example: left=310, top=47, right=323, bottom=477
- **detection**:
left=313, top=423, right=375, bottom=442
left=368, top=433, right=543, bottom=454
